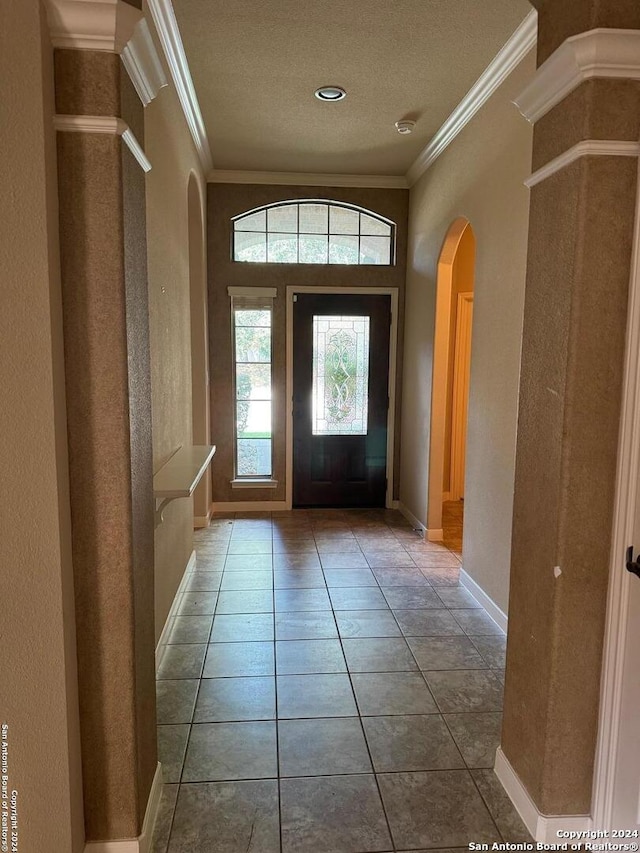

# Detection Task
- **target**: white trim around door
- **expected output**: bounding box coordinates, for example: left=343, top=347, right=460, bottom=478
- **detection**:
left=285, top=286, right=399, bottom=511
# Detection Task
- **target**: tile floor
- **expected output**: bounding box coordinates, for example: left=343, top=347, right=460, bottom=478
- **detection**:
left=152, top=508, right=531, bottom=853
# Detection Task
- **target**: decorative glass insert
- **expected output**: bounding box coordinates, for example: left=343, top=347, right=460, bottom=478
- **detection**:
left=312, top=315, right=370, bottom=435
left=232, top=201, right=394, bottom=266
left=233, top=304, right=273, bottom=477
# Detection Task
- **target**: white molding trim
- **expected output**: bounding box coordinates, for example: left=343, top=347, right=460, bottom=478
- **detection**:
left=285, top=286, right=399, bottom=512
left=155, top=550, right=196, bottom=672
left=53, top=114, right=152, bottom=172
left=209, top=169, right=408, bottom=189
left=231, top=479, right=279, bottom=490
left=591, top=135, right=640, bottom=831
left=45, top=0, right=141, bottom=51
left=525, top=139, right=640, bottom=188
left=228, top=286, right=277, bottom=298
left=515, top=28, right=640, bottom=124
left=495, top=747, right=592, bottom=841
left=194, top=511, right=211, bottom=528
left=459, top=568, right=508, bottom=633
left=84, top=762, right=163, bottom=853
left=121, top=19, right=168, bottom=107
left=406, top=9, right=537, bottom=186
left=398, top=502, right=426, bottom=536
left=146, top=0, right=213, bottom=173
left=212, top=500, right=289, bottom=512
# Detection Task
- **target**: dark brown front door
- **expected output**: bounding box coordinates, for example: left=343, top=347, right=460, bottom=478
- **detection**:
left=293, top=292, right=391, bottom=507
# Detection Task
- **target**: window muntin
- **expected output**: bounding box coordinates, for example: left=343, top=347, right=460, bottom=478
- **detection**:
left=312, top=315, right=370, bottom=436
left=233, top=302, right=273, bottom=477
left=232, top=201, right=394, bottom=266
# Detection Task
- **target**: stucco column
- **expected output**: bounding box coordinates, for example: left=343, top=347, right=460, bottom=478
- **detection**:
left=47, top=1, right=165, bottom=843
left=501, top=0, right=640, bottom=818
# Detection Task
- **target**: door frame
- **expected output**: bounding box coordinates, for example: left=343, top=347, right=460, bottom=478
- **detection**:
left=450, top=292, right=474, bottom=502
left=591, top=163, right=640, bottom=828
left=285, top=285, right=399, bottom=510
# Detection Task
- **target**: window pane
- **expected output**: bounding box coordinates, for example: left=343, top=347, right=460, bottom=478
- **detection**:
left=360, top=235, right=391, bottom=265
left=234, top=231, right=266, bottom=262
left=299, top=203, right=328, bottom=234
left=234, top=210, right=266, bottom=232
left=267, top=205, right=297, bottom=233
left=360, top=213, right=391, bottom=236
left=236, top=400, right=271, bottom=438
left=236, top=363, right=271, bottom=400
left=328, top=234, right=359, bottom=264
left=237, top=438, right=272, bottom=476
left=235, top=309, right=271, bottom=327
left=312, top=315, right=370, bottom=435
left=267, top=233, right=297, bottom=263
left=235, top=326, right=271, bottom=362
left=299, top=234, right=328, bottom=264
left=329, top=205, right=359, bottom=235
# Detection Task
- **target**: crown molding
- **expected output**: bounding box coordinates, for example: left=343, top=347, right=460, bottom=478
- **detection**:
left=45, top=0, right=141, bottom=51
left=146, top=0, right=213, bottom=173
left=515, top=28, right=640, bottom=124
left=406, top=9, right=537, bottom=186
left=208, top=169, right=408, bottom=189
left=525, top=139, right=640, bottom=188
left=121, top=19, right=168, bottom=106
left=53, top=114, right=152, bottom=172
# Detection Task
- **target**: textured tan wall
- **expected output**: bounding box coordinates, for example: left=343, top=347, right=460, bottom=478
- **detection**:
left=0, top=3, right=84, bottom=849
left=207, top=183, right=409, bottom=504
left=504, top=154, right=637, bottom=814
left=56, top=53, right=156, bottom=839
left=400, top=52, right=534, bottom=612
left=143, top=6, right=207, bottom=641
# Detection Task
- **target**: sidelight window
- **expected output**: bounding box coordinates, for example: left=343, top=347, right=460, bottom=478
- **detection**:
left=232, top=201, right=394, bottom=265
left=229, top=287, right=276, bottom=481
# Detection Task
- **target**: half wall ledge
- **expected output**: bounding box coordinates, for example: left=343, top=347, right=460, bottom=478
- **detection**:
left=153, top=444, right=216, bottom=527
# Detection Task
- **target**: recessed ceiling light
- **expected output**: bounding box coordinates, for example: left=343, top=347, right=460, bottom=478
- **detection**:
left=315, top=86, right=347, bottom=102
left=395, top=119, right=416, bottom=135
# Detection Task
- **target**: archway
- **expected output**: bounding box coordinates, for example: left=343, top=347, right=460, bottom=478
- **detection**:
left=427, top=217, right=476, bottom=542
left=188, top=172, right=211, bottom=524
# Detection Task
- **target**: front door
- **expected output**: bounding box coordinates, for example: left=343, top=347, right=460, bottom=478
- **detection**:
left=293, top=292, right=391, bottom=507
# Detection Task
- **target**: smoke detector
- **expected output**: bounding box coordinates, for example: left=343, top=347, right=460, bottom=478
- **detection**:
left=395, top=119, right=416, bottom=135
left=315, top=86, right=347, bottom=102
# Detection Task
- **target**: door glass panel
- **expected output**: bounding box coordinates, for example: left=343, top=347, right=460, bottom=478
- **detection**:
left=237, top=438, right=272, bottom=476
left=312, top=315, right=370, bottom=435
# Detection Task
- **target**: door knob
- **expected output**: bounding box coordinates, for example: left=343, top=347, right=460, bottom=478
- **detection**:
left=626, top=546, right=640, bottom=579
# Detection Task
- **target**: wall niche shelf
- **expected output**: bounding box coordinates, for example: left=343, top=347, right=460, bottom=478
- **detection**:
left=153, top=445, right=216, bottom=528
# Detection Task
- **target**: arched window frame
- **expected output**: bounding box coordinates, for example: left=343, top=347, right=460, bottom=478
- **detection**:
left=231, top=199, right=396, bottom=266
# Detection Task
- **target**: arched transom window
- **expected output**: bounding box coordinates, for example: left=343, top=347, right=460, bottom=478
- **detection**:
left=232, top=200, right=395, bottom=265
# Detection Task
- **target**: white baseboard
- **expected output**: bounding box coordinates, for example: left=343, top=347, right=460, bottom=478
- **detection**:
left=389, top=499, right=400, bottom=509
left=494, top=747, right=591, bottom=841
left=193, top=510, right=211, bottom=528
left=84, top=762, right=163, bottom=853
left=398, top=502, right=426, bottom=536
left=155, top=550, right=196, bottom=672
left=211, top=500, right=289, bottom=512
left=426, top=527, right=444, bottom=541
left=460, top=568, right=508, bottom=633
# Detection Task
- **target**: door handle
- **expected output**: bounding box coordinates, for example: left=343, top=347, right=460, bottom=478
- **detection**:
left=626, top=546, right=640, bottom=579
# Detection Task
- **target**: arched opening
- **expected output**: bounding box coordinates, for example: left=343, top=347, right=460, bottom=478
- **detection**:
left=187, top=172, right=211, bottom=524
left=427, top=218, right=476, bottom=546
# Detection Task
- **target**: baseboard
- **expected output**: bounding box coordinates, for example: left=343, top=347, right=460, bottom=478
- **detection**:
left=426, top=527, right=444, bottom=542
left=459, top=568, right=508, bottom=633
left=389, top=499, right=400, bottom=510
left=211, top=500, right=289, bottom=512
left=84, top=762, right=163, bottom=853
left=155, top=549, right=196, bottom=672
left=193, top=510, right=211, bottom=528
left=398, top=502, right=426, bottom=536
left=494, top=747, right=591, bottom=841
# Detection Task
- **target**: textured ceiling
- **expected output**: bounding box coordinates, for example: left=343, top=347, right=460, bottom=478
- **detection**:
left=173, top=0, right=532, bottom=176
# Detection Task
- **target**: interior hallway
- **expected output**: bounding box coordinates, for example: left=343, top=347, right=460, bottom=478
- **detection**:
left=152, top=509, right=530, bottom=852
